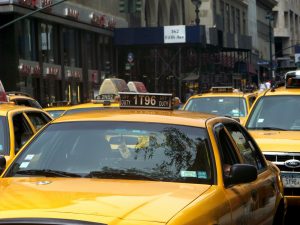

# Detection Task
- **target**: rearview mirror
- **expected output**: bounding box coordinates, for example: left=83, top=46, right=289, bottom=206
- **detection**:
left=228, top=164, right=257, bottom=185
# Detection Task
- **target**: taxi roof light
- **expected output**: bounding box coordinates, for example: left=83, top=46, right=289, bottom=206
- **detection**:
left=211, top=86, right=234, bottom=93
left=285, top=70, right=300, bottom=88
left=0, top=80, right=8, bottom=103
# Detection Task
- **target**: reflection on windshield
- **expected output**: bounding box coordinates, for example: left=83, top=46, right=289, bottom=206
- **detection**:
left=184, top=97, right=247, bottom=117
left=5, top=122, right=213, bottom=184
left=48, top=110, right=65, bottom=118
left=246, top=96, right=300, bottom=131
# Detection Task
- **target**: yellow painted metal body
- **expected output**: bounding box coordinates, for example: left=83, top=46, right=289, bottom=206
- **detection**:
left=0, top=104, right=50, bottom=165
left=0, top=109, right=284, bottom=224
left=245, top=86, right=300, bottom=204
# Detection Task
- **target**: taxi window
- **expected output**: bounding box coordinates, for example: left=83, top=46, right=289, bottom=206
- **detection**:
left=6, top=122, right=214, bottom=184
left=246, top=96, right=300, bottom=130
left=12, top=113, right=34, bottom=153
left=47, top=110, right=65, bottom=118
left=184, top=97, right=247, bottom=117
left=25, top=112, right=51, bottom=131
left=224, top=123, right=266, bottom=171
left=13, top=99, right=42, bottom=109
left=0, top=116, right=9, bottom=155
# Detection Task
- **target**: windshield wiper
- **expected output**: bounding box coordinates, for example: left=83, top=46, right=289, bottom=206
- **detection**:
left=16, top=169, right=82, bottom=177
left=85, top=169, right=160, bottom=181
left=251, top=127, right=287, bottom=131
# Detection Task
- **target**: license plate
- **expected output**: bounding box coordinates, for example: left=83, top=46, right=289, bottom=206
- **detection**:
left=281, top=172, right=300, bottom=188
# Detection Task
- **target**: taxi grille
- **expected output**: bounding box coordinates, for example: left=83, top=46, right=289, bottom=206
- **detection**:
left=264, top=152, right=300, bottom=172
left=0, top=218, right=105, bottom=225
left=264, top=152, right=300, bottom=197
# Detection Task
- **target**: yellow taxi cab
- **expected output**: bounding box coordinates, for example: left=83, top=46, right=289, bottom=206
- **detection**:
left=182, top=86, right=257, bottom=124
left=0, top=103, right=52, bottom=165
left=43, top=101, right=72, bottom=119
left=0, top=92, right=285, bottom=225
left=6, top=91, right=42, bottom=109
left=0, top=83, right=52, bottom=166
left=245, top=70, right=300, bottom=205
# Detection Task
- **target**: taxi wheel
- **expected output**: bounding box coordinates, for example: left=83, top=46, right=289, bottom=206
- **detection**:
left=273, top=200, right=285, bottom=225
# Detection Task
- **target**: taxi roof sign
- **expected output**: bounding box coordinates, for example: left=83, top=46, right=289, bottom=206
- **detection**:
left=127, top=81, right=148, bottom=93
left=99, top=78, right=130, bottom=96
left=211, top=86, right=234, bottom=93
left=119, top=92, right=173, bottom=110
left=285, top=70, right=300, bottom=88
left=0, top=80, right=8, bottom=102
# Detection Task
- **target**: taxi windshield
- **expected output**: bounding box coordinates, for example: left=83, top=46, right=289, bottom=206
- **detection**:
left=184, top=97, right=247, bottom=117
left=5, top=122, right=213, bottom=184
left=0, top=116, right=8, bottom=155
left=246, top=96, right=300, bottom=131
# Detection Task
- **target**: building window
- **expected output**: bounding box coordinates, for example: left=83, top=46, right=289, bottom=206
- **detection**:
left=40, top=23, right=58, bottom=64
left=242, top=11, right=246, bottom=34
left=17, top=19, right=37, bottom=61
left=85, top=33, right=96, bottom=69
left=226, top=3, right=230, bottom=32
left=220, top=0, right=225, bottom=30
left=63, top=28, right=81, bottom=67
left=236, top=8, right=241, bottom=34
left=231, top=6, right=235, bottom=33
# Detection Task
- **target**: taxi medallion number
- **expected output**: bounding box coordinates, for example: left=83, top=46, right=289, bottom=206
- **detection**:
left=281, top=172, right=300, bottom=188
left=119, top=92, right=172, bottom=109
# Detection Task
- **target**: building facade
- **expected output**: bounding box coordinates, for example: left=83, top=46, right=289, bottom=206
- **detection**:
left=0, top=0, right=126, bottom=106
left=273, top=0, right=300, bottom=72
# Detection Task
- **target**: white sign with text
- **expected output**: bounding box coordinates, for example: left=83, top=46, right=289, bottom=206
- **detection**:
left=164, top=25, right=186, bottom=44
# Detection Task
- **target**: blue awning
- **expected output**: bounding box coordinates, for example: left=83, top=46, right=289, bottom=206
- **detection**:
left=114, top=25, right=206, bottom=46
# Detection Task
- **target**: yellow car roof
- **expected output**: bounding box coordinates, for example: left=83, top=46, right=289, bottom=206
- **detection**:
left=189, top=92, right=249, bottom=98
left=263, top=86, right=300, bottom=96
left=53, top=109, right=215, bottom=128
left=44, top=106, right=72, bottom=111
left=67, top=102, right=120, bottom=109
left=0, top=103, right=44, bottom=116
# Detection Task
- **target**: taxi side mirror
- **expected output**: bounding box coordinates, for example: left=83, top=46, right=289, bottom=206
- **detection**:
left=229, top=164, right=257, bottom=185
left=0, top=155, right=6, bottom=174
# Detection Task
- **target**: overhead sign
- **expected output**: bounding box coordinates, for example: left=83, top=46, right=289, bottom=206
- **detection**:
left=164, top=25, right=186, bottom=44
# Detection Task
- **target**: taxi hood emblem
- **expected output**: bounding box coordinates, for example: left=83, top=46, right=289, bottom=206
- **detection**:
left=284, top=159, right=300, bottom=168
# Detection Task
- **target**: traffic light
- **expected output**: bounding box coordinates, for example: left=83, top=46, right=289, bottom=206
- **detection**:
left=134, top=0, right=142, bottom=12
left=119, top=0, right=128, bottom=13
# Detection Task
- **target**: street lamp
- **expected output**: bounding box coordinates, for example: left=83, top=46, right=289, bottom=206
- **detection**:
left=191, top=0, right=201, bottom=26
left=266, top=12, right=274, bottom=81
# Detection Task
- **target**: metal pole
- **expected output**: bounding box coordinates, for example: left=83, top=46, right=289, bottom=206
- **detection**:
left=0, top=0, right=67, bottom=30
left=269, top=18, right=273, bottom=81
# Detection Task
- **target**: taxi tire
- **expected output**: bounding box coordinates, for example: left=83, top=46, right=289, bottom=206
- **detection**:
left=273, top=200, right=285, bottom=225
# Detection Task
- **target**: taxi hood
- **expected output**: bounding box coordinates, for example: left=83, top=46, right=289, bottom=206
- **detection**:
left=249, top=130, right=300, bottom=153
left=0, top=178, right=211, bottom=223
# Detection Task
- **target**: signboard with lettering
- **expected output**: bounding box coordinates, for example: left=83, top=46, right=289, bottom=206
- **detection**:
left=164, top=25, right=186, bottom=44
left=119, top=92, right=172, bottom=109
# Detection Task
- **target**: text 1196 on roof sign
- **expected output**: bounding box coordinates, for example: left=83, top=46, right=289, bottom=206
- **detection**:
left=119, top=92, right=173, bottom=109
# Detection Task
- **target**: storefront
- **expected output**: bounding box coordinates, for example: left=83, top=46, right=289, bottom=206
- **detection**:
left=0, top=0, right=126, bottom=106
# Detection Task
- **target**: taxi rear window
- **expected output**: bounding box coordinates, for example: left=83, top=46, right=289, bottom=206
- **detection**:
left=6, top=122, right=214, bottom=184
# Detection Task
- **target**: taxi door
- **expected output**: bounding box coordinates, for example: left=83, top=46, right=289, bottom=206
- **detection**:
left=213, top=123, right=254, bottom=225
left=224, top=122, right=278, bottom=225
